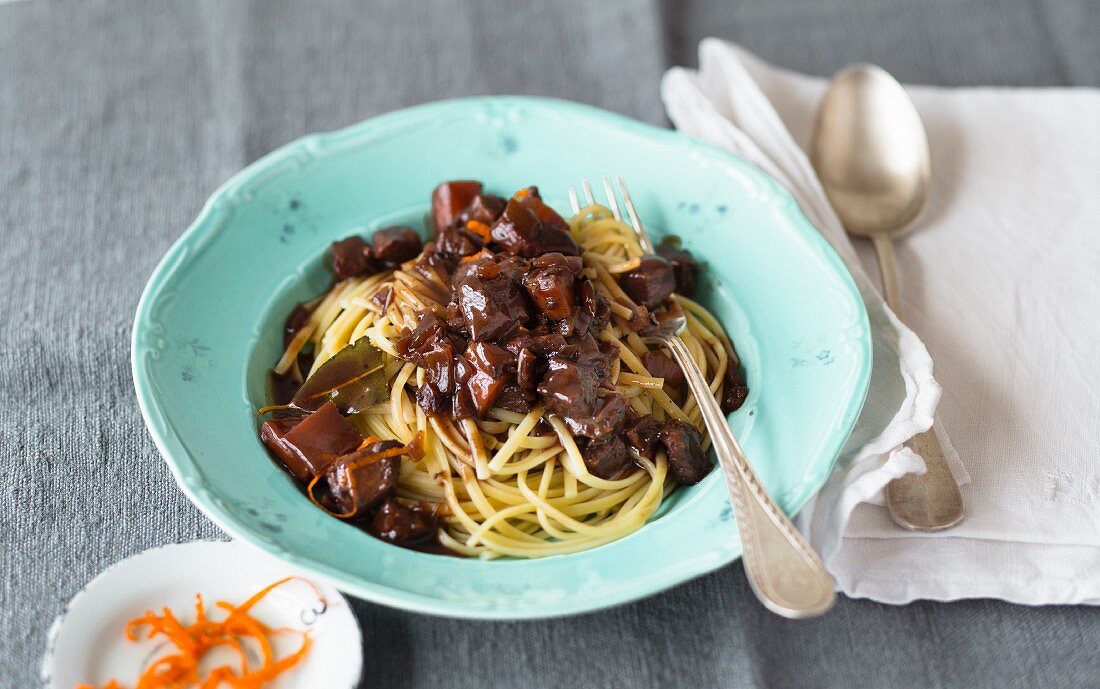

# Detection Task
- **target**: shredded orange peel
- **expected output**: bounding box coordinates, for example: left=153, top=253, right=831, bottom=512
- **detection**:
left=459, top=249, right=492, bottom=264
left=76, top=577, right=319, bottom=689
left=464, top=220, right=492, bottom=243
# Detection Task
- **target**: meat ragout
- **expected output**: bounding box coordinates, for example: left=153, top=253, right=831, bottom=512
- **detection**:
left=260, top=181, right=749, bottom=553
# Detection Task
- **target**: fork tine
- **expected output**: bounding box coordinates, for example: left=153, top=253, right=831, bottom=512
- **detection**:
left=616, top=176, right=655, bottom=253
left=581, top=179, right=596, bottom=207
left=601, top=176, right=622, bottom=221
left=572, top=177, right=656, bottom=254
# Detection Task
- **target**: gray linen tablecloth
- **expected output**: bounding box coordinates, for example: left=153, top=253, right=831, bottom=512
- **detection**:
left=3, top=1, right=1098, bottom=687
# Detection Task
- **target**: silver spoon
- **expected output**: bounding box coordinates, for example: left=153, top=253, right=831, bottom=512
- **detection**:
left=571, top=177, right=836, bottom=618
left=810, top=64, right=964, bottom=531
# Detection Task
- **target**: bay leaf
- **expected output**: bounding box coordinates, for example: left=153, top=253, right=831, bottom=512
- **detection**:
left=291, top=337, right=390, bottom=414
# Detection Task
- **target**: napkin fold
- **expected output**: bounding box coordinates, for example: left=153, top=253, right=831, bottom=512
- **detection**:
left=662, top=40, right=1100, bottom=605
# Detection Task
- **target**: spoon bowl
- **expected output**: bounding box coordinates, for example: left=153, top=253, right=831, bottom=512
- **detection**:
left=811, top=64, right=931, bottom=238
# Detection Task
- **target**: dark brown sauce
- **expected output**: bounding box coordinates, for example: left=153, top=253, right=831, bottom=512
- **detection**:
left=268, top=368, right=303, bottom=407
left=404, top=538, right=462, bottom=557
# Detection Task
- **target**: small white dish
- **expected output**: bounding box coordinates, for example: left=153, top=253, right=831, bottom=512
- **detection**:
left=42, top=540, right=363, bottom=689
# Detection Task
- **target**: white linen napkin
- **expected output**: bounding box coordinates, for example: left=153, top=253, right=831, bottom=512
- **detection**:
left=662, top=39, right=1100, bottom=605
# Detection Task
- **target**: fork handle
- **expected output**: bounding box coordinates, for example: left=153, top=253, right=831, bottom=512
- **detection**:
left=662, top=335, right=836, bottom=618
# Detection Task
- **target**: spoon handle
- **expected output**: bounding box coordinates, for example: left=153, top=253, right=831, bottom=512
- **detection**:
left=869, top=234, right=966, bottom=530
left=872, top=233, right=903, bottom=314
left=661, top=335, right=835, bottom=618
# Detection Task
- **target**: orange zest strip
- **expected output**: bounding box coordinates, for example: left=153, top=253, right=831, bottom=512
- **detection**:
left=357, top=435, right=383, bottom=449
left=306, top=472, right=353, bottom=518
left=460, top=249, right=491, bottom=264
left=75, top=578, right=319, bottom=689
left=513, top=187, right=531, bottom=199
left=465, top=220, right=492, bottom=243
left=337, top=446, right=408, bottom=472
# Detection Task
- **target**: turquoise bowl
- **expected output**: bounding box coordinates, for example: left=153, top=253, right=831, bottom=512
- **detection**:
left=132, top=97, right=871, bottom=619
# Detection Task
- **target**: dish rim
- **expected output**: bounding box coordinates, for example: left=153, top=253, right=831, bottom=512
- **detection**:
left=131, top=95, right=872, bottom=619
left=40, top=540, right=363, bottom=688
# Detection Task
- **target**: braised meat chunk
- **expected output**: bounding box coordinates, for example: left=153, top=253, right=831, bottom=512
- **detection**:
left=566, top=279, right=611, bottom=337
left=457, top=193, right=507, bottom=226
left=623, top=413, right=662, bottom=460
left=493, top=384, right=537, bottom=413
left=331, top=236, right=374, bottom=281
left=415, top=381, right=449, bottom=416
left=516, top=346, right=541, bottom=390
left=523, top=252, right=579, bottom=320
left=656, top=238, right=699, bottom=297
left=537, top=356, right=600, bottom=417
left=562, top=393, right=629, bottom=439
left=620, top=255, right=676, bottom=308
left=371, top=226, right=422, bottom=266
left=513, top=187, right=568, bottom=228
left=490, top=199, right=578, bottom=257
left=409, top=252, right=456, bottom=304
left=432, top=180, right=483, bottom=233
left=620, top=303, right=654, bottom=334
left=370, top=499, right=438, bottom=545
left=260, top=401, right=361, bottom=483
left=582, top=435, right=634, bottom=480
left=659, top=419, right=710, bottom=486
left=455, top=268, right=530, bottom=342
left=325, top=450, right=402, bottom=517
left=434, top=223, right=484, bottom=258
left=369, top=285, right=393, bottom=312
left=396, top=313, right=466, bottom=395
left=721, top=361, right=750, bottom=414
left=641, top=349, right=684, bottom=391
left=463, top=342, right=517, bottom=415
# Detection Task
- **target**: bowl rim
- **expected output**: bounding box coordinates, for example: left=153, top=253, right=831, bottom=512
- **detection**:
left=131, top=95, right=872, bottom=619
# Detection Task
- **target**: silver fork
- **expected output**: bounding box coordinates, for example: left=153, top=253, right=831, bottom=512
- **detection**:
left=572, top=176, right=835, bottom=619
